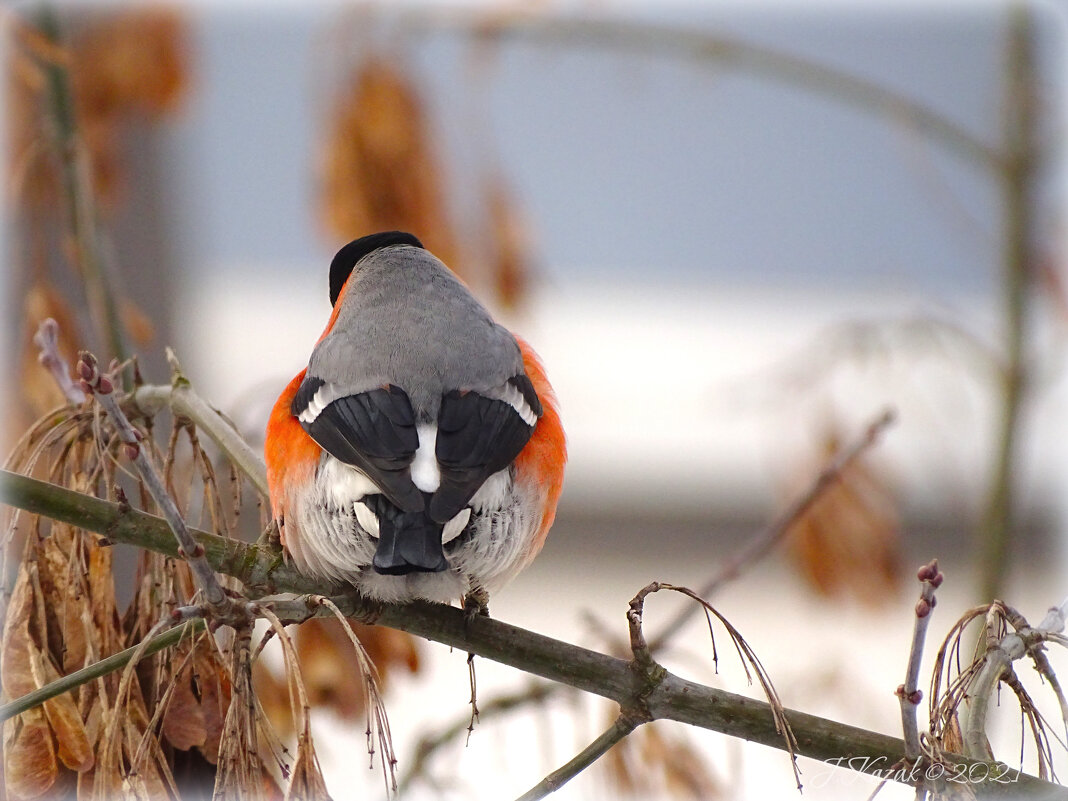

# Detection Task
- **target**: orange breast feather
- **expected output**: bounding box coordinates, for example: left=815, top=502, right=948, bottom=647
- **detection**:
left=264, top=368, right=321, bottom=545
left=513, top=337, right=567, bottom=553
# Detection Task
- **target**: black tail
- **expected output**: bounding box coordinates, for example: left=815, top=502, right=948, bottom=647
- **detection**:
left=365, top=495, right=449, bottom=575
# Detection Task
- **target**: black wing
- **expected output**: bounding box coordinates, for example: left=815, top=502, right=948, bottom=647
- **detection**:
left=293, top=377, right=424, bottom=513
left=428, top=375, right=542, bottom=524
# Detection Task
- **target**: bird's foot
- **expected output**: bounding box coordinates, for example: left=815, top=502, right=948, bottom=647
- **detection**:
left=462, top=585, right=490, bottom=620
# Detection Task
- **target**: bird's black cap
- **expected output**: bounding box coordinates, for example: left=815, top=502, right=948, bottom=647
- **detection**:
left=329, top=231, right=424, bottom=306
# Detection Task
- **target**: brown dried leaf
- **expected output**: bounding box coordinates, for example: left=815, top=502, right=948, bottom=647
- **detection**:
left=86, top=539, right=121, bottom=658
left=318, top=55, right=459, bottom=273
left=484, top=176, right=534, bottom=310
left=604, top=721, right=722, bottom=800
left=161, top=658, right=207, bottom=752
left=786, top=429, right=902, bottom=604
left=120, top=297, right=156, bottom=346
left=941, top=710, right=965, bottom=754
left=72, top=9, right=189, bottom=209
left=9, top=10, right=188, bottom=214
left=82, top=697, right=104, bottom=755
left=74, top=10, right=188, bottom=118
left=3, top=705, right=59, bottom=800
left=89, top=741, right=124, bottom=801
left=251, top=655, right=294, bottom=739
left=194, top=646, right=232, bottom=764
left=1, top=567, right=38, bottom=701
left=295, top=618, right=421, bottom=720
left=30, top=647, right=94, bottom=773
left=36, top=525, right=92, bottom=675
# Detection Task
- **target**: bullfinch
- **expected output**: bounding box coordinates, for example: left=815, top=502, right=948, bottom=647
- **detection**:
left=264, top=231, right=566, bottom=607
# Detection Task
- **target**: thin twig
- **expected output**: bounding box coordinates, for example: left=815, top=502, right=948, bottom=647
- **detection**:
left=399, top=682, right=562, bottom=793
left=649, top=408, right=896, bottom=650
left=313, top=596, right=399, bottom=793
left=131, top=349, right=269, bottom=498
left=33, top=318, right=86, bottom=404
left=633, top=581, right=801, bottom=790
left=513, top=715, right=641, bottom=801
left=78, top=351, right=247, bottom=627
left=897, top=560, right=944, bottom=761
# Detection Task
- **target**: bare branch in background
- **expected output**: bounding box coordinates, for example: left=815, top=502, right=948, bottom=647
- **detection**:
left=649, top=408, right=897, bottom=651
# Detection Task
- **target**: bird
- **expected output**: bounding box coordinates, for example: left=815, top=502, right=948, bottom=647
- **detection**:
left=264, top=231, right=566, bottom=609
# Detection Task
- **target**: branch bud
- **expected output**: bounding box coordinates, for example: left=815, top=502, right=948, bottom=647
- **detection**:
left=917, top=559, right=940, bottom=582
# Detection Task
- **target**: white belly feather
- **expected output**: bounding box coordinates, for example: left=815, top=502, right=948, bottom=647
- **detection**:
left=287, top=453, right=543, bottom=603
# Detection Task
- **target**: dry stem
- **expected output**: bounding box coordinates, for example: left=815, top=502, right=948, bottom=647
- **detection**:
left=77, top=351, right=248, bottom=628
left=898, top=559, right=944, bottom=760
left=649, top=408, right=896, bottom=650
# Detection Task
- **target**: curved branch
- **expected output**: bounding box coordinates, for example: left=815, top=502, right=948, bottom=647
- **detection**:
left=1, top=469, right=1065, bottom=799
left=356, top=6, right=1000, bottom=170
left=131, top=358, right=269, bottom=498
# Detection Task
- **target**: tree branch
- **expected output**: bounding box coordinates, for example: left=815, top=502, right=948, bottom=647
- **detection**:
left=354, top=5, right=999, bottom=170
left=965, top=598, right=1068, bottom=761
left=1, top=468, right=1065, bottom=798
left=649, top=408, right=896, bottom=650
left=514, top=715, right=640, bottom=801
left=898, top=560, right=943, bottom=761
left=34, top=8, right=129, bottom=375
left=130, top=353, right=269, bottom=498
left=979, top=0, right=1039, bottom=607
left=0, top=618, right=205, bottom=723
left=78, top=352, right=247, bottom=627
left=0, top=468, right=318, bottom=597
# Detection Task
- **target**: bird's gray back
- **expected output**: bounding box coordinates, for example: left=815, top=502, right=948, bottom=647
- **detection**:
left=308, top=246, right=523, bottom=415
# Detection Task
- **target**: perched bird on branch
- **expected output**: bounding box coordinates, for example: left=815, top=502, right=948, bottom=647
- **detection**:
left=265, top=232, right=566, bottom=610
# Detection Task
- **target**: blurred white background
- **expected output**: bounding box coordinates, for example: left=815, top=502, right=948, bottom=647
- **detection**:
left=5, top=1, right=1068, bottom=798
